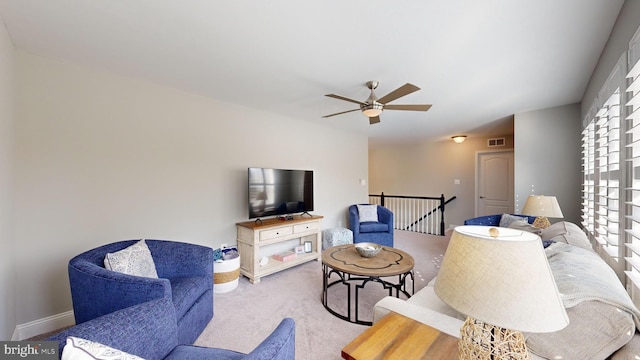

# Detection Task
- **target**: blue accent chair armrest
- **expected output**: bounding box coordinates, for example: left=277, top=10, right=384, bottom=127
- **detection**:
left=166, top=318, right=296, bottom=360
left=47, top=298, right=179, bottom=359
left=149, top=240, right=213, bottom=279
left=241, top=318, right=296, bottom=360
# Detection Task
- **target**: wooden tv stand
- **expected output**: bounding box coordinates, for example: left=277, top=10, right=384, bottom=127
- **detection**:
left=236, top=215, right=323, bottom=283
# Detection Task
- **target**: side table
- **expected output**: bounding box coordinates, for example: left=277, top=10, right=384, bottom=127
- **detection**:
left=341, top=311, right=458, bottom=360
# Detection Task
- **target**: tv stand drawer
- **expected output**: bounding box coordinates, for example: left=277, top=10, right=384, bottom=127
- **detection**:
left=260, top=226, right=294, bottom=241
left=294, top=222, right=319, bottom=234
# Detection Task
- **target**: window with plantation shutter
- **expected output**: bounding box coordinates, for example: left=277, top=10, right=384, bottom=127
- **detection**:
left=582, top=121, right=595, bottom=234
left=594, top=89, right=621, bottom=260
left=582, top=51, right=625, bottom=270
left=624, top=28, right=640, bottom=292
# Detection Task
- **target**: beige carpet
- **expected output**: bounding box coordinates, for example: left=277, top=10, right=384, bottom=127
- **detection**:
left=195, top=230, right=451, bottom=360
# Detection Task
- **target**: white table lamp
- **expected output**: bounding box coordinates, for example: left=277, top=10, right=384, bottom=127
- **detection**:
left=521, top=195, right=564, bottom=229
left=434, top=226, right=568, bottom=359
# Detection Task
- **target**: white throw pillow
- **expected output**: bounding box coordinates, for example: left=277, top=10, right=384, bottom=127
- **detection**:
left=542, top=221, right=593, bottom=250
left=507, top=219, right=542, bottom=235
left=541, top=221, right=569, bottom=240
left=62, top=337, right=145, bottom=360
left=499, top=213, right=526, bottom=227
left=357, top=204, right=379, bottom=222
left=104, top=239, right=158, bottom=278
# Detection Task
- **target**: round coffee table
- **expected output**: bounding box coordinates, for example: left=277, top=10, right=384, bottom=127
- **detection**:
left=321, top=244, right=414, bottom=325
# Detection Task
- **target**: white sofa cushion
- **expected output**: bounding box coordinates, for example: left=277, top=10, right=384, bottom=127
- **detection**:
left=526, top=300, right=635, bottom=360
left=406, top=283, right=464, bottom=320
left=374, top=296, right=463, bottom=338
left=541, top=221, right=592, bottom=251
left=610, top=331, right=640, bottom=360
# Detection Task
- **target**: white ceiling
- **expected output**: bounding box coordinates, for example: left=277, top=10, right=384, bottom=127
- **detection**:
left=0, top=0, right=625, bottom=144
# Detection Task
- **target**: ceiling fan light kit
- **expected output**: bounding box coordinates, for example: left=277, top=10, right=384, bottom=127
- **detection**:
left=361, top=102, right=383, bottom=117
left=323, top=80, right=432, bottom=124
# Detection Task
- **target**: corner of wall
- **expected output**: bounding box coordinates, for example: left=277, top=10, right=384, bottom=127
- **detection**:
left=514, top=104, right=581, bottom=223
left=0, top=11, right=16, bottom=342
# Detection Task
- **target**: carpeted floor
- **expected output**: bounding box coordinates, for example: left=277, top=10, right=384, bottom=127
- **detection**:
left=195, top=230, right=451, bottom=360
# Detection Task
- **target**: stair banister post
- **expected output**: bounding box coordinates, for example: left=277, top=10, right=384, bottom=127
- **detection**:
left=439, top=194, right=445, bottom=235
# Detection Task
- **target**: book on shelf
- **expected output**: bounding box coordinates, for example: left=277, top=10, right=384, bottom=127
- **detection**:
left=273, top=251, right=297, bottom=262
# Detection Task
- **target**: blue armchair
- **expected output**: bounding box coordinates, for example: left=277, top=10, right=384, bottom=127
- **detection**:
left=47, top=298, right=295, bottom=360
left=349, top=204, right=394, bottom=247
left=68, top=239, right=213, bottom=345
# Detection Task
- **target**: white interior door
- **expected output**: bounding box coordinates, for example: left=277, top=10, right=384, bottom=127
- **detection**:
left=476, top=151, right=514, bottom=216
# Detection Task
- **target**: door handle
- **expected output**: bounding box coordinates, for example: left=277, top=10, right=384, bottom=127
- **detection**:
left=479, top=196, right=485, bottom=199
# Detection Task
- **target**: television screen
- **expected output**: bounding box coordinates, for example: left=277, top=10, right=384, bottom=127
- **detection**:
left=248, top=168, right=314, bottom=219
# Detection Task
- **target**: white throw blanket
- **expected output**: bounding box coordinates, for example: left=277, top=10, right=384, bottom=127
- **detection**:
left=545, top=242, right=640, bottom=329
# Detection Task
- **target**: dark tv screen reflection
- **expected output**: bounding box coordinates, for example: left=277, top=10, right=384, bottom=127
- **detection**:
left=248, top=168, right=314, bottom=219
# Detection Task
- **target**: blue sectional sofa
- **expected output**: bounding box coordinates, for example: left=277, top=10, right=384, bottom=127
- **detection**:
left=47, top=298, right=296, bottom=360
left=68, top=239, right=213, bottom=345
left=463, top=213, right=537, bottom=226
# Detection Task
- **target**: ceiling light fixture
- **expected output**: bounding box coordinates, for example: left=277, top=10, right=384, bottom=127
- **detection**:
left=360, top=102, right=383, bottom=117
left=451, top=135, right=467, bottom=143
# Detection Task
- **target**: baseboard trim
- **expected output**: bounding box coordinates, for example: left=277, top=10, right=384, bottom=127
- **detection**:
left=12, top=311, right=75, bottom=340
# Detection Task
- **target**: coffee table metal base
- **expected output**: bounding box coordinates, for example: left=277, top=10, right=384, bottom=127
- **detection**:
left=322, top=264, right=414, bottom=326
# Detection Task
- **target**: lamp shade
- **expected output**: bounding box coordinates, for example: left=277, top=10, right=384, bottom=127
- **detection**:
left=521, top=195, right=564, bottom=218
left=434, top=226, right=568, bottom=333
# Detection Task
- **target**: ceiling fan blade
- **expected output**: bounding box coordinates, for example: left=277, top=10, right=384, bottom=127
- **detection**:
left=369, top=116, right=381, bottom=125
left=377, top=83, right=420, bottom=104
left=325, top=94, right=366, bottom=105
left=384, top=104, right=432, bottom=111
left=322, top=108, right=360, bottom=118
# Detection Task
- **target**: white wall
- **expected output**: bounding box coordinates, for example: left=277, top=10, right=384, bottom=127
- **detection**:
left=582, top=0, right=640, bottom=119
left=369, top=134, right=514, bottom=228
left=514, top=104, right=582, bottom=224
left=11, top=51, right=369, bottom=327
left=0, top=15, right=16, bottom=341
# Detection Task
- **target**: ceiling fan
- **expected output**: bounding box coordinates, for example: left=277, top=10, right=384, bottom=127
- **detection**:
left=322, top=81, right=432, bottom=124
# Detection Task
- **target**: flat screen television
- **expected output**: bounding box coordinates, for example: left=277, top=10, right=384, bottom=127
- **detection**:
left=248, top=167, right=314, bottom=219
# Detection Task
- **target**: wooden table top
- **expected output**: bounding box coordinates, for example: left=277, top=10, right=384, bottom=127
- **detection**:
left=322, top=244, right=414, bottom=277
left=236, top=214, right=323, bottom=229
left=341, top=311, right=459, bottom=360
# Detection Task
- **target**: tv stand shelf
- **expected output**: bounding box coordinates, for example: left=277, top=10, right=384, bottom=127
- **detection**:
left=236, top=215, right=323, bottom=284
